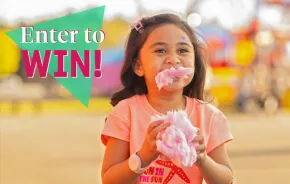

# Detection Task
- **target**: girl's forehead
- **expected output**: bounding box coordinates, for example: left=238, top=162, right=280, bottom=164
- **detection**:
left=145, top=24, right=191, bottom=44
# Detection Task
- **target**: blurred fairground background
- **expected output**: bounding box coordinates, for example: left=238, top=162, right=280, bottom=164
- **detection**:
left=1, top=0, right=290, bottom=184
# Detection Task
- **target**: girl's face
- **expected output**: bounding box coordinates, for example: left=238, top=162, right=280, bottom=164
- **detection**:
left=135, top=24, right=195, bottom=92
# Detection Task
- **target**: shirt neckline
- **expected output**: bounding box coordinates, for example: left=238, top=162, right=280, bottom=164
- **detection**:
left=138, top=94, right=195, bottom=117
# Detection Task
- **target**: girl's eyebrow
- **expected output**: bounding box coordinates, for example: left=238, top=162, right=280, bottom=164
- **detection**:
left=149, top=42, right=193, bottom=48
left=149, top=42, right=167, bottom=48
left=177, top=42, right=193, bottom=48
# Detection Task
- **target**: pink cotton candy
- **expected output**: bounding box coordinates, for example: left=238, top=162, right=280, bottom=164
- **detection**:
left=151, top=110, right=199, bottom=167
left=155, top=67, right=194, bottom=90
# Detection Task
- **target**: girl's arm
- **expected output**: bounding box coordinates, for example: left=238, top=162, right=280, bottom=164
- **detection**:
left=101, top=137, right=142, bottom=184
left=101, top=121, right=169, bottom=184
left=199, top=143, right=234, bottom=184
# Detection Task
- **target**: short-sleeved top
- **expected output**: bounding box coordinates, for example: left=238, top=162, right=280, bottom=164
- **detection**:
left=101, top=94, right=233, bottom=184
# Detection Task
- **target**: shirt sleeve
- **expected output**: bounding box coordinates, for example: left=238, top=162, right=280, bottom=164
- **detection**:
left=101, top=101, right=131, bottom=146
left=206, top=110, right=234, bottom=153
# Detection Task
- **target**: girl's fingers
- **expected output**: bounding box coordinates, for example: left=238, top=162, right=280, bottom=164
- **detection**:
left=196, top=128, right=200, bottom=135
left=192, top=135, right=204, bottom=144
left=150, top=123, right=170, bottom=139
left=147, top=120, right=163, bottom=134
left=195, top=144, right=206, bottom=152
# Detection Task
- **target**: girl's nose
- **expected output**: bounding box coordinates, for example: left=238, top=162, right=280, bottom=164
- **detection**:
left=165, top=54, right=181, bottom=65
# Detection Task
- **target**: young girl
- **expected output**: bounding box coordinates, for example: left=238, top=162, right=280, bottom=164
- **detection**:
left=101, top=13, right=234, bottom=184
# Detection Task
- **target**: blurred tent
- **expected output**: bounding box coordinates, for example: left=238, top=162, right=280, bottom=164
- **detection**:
left=0, top=27, right=21, bottom=79
left=233, top=39, right=256, bottom=67
left=99, top=17, right=130, bottom=49
left=92, top=17, right=129, bottom=95
left=262, top=0, right=290, bottom=5
left=196, top=25, right=234, bottom=67
left=92, top=47, right=124, bottom=95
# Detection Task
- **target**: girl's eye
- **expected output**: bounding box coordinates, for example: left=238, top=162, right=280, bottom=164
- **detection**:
left=155, top=49, right=166, bottom=54
left=179, top=48, right=189, bottom=53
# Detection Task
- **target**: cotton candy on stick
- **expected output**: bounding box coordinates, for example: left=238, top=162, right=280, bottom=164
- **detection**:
left=155, top=67, right=194, bottom=90
left=151, top=110, right=199, bottom=167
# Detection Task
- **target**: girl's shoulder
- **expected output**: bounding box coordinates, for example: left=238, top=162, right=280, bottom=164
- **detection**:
left=115, top=94, right=142, bottom=106
left=187, top=97, right=225, bottom=117
left=105, top=95, right=141, bottom=124
left=110, top=94, right=143, bottom=113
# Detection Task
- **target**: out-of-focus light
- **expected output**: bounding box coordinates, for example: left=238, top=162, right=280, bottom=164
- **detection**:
left=216, top=11, right=235, bottom=31
left=141, top=0, right=188, bottom=15
left=197, top=0, right=256, bottom=31
left=258, top=5, right=282, bottom=27
left=187, top=13, right=202, bottom=28
left=277, top=76, right=287, bottom=95
left=198, top=0, right=219, bottom=22
left=234, top=39, right=256, bottom=66
left=264, top=95, right=279, bottom=115
left=255, top=31, right=275, bottom=47
left=286, top=41, right=290, bottom=58
left=245, top=99, right=260, bottom=114
left=0, top=75, right=23, bottom=89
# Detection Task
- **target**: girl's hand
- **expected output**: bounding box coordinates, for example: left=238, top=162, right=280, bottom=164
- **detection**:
left=137, top=121, right=170, bottom=167
left=192, top=132, right=207, bottom=168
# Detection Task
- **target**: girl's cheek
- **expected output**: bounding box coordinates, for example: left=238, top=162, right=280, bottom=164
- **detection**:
left=144, top=63, right=161, bottom=75
left=150, top=58, right=164, bottom=68
left=182, top=56, right=195, bottom=66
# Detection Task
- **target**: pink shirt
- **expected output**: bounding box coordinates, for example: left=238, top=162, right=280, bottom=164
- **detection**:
left=101, top=94, right=234, bottom=184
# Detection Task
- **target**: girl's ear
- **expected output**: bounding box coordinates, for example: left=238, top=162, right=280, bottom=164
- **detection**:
left=133, top=60, right=145, bottom=77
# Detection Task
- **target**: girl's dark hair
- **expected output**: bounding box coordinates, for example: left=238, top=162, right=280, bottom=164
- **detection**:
left=110, top=13, right=207, bottom=107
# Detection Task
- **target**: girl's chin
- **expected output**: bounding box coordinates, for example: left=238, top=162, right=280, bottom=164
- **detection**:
left=159, top=80, right=189, bottom=92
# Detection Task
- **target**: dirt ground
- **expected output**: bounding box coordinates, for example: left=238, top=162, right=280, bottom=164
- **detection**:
left=1, top=111, right=290, bottom=184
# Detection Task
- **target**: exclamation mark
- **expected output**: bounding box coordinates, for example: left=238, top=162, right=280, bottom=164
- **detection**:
left=94, top=50, right=102, bottom=78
